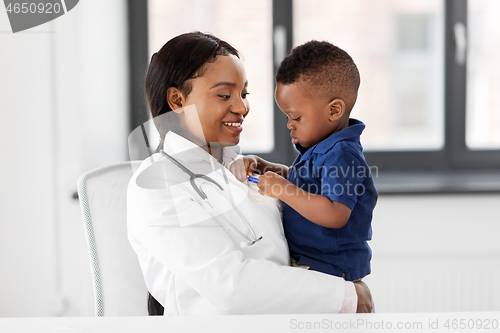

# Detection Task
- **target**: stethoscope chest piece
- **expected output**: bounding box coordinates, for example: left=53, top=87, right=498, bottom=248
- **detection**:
left=160, top=149, right=265, bottom=247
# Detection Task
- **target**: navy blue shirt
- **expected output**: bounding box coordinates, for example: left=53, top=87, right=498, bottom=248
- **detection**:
left=283, top=119, right=377, bottom=281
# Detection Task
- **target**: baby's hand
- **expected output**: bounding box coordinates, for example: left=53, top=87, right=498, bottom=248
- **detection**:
left=257, top=171, right=289, bottom=199
left=227, top=155, right=259, bottom=182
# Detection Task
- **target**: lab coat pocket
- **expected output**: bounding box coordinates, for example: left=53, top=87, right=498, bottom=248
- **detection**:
left=140, top=182, right=219, bottom=228
left=169, top=182, right=221, bottom=228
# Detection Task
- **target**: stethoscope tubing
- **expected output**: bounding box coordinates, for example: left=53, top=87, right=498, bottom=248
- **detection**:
left=161, top=150, right=223, bottom=200
left=160, top=150, right=263, bottom=247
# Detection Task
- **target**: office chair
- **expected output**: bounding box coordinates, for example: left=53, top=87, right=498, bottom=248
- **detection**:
left=77, top=161, right=148, bottom=316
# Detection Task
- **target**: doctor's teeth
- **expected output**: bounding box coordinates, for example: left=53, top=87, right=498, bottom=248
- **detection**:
left=224, top=122, right=241, bottom=127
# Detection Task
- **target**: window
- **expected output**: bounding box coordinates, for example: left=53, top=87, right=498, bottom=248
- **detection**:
left=147, top=0, right=274, bottom=154
left=129, top=0, right=500, bottom=177
left=466, top=0, right=500, bottom=150
left=293, top=0, right=445, bottom=151
left=287, top=0, right=500, bottom=172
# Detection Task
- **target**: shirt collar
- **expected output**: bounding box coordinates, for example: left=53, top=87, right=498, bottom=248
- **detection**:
left=162, top=131, right=240, bottom=167
left=295, top=118, right=366, bottom=156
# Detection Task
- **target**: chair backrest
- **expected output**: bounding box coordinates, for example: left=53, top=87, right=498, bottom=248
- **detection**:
left=77, top=161, right=148, bottom=316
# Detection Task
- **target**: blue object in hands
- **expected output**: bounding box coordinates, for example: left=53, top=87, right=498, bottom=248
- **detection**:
left=248, top=175, right=260, bottom=183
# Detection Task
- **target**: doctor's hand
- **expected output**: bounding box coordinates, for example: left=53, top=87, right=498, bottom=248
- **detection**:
left=227, top=155, right=259, bottom=182
left=354, top=280, right=373, bottom=313
left=257, top=171, right=290, bottom=199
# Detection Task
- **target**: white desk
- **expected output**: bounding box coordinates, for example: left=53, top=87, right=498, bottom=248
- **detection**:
left=1, top=313, right=498, bottom=333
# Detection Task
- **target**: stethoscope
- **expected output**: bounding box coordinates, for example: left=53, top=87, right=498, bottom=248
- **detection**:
left=160, top=149, right=265, bottom=248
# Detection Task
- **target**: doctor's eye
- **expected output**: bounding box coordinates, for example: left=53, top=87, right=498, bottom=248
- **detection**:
left=218, top=94, right=231, bottom=100
left=242, top=92, right=250, bottom=99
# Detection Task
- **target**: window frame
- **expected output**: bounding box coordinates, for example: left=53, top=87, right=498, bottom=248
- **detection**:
left=128, top=0, right=500, bottom=174
left=362, top=0, right=500, bottom=172
left=444, top=0, right=500, bottom=171
left=127, top=0, right=150, bottom=143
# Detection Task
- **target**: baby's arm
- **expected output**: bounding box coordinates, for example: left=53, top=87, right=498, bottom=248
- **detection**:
left=228, top=155, right=289, bottom=181
left=258, top=171, right=352, bottom=229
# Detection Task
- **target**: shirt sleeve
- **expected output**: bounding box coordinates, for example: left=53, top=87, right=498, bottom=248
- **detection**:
left=128, top=176, right=349, bottom=314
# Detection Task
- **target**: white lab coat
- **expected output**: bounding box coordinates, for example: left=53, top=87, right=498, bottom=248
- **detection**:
left=127, top=131, right=349, bottom=315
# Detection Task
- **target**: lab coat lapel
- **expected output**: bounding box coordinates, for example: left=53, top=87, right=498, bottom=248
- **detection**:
left=161, top=131, right=249, bottom=228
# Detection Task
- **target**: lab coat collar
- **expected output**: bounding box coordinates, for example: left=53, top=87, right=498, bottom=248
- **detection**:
left=162, top=131, right=240, bottom=168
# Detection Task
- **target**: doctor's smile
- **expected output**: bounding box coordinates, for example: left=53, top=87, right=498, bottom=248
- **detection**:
left=171, top=54, right=250, bottom=153
left=222, top=117, right=244, bottom=133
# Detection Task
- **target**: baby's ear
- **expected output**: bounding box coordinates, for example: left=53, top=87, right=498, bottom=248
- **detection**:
left=166, top=87, right=186, bottom=113
left=328, top=98, right=346, bottom=121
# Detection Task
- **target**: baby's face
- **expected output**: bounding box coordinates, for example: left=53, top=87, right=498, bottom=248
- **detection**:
left=275, top=81, right=339, bottom=148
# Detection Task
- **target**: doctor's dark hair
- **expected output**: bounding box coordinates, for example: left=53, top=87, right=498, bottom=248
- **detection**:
left=275, top=40, right=360, bottom=109
left=148, top=293, right=164, bottom=316
left=144, top=31, right=240, bottom=151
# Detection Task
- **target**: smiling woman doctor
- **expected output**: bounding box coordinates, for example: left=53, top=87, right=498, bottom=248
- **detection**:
left=127, top=32, right=372, bottom=315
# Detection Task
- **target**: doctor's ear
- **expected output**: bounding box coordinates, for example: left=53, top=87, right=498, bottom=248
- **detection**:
left=166, top=87, right=186, bottom=113
left=328, top=98, right=346, bottom=121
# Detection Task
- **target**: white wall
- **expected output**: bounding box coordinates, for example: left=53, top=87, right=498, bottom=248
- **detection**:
left=0, top=0, right=128, bottom=317
left=368, top=193, right=500, bottom=312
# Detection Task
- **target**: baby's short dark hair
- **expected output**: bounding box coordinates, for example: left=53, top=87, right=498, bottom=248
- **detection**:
left=276, top=41, right=360, bottom=107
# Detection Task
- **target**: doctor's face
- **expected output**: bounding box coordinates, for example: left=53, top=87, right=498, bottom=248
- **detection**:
left=180, top=54, right=250, bottom=148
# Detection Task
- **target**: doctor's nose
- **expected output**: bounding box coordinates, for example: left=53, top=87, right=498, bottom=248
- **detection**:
left=232, top=97, right=249, bottom=116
